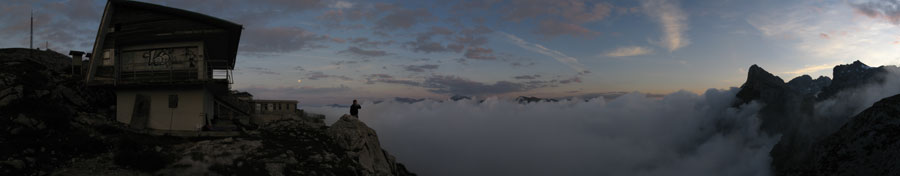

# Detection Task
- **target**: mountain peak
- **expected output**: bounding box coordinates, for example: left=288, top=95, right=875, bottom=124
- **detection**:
left=743, top=64, right=785, bottom=86
left=788, top=75, right=813, bottom=83
left=748, top=64, right=763, bottom=73
left=819, top=60, right=890, bottom=100
left=736, top=64, right=792, bottom=106
left=851, top=60, right=867, bottom=67
left=787, top=74, right=830, bottom=95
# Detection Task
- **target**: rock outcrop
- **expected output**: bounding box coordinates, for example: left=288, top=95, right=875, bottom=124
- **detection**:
left=328, top=114, right=413, bottom=176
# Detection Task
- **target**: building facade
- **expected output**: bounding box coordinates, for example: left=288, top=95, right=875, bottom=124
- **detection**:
left=250, top=100, right=299, bottom=123
left=85, top=0, right=248, bottom=131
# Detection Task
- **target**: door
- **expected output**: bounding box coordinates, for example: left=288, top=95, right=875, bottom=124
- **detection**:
left=130, top=94, right=150, bottom=129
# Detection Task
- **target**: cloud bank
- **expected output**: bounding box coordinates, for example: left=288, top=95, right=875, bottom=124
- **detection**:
left=306, top=89, right=777, bottom=176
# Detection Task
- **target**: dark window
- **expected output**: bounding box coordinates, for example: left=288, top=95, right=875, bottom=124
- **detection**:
left=169, top=95, right=178, bottom=108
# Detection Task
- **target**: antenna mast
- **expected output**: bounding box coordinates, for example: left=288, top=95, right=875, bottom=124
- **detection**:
left=30, top=9, right=33, bottom=50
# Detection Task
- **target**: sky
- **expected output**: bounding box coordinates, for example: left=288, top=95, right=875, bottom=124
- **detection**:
left=3, top=0, right=900, bottom=105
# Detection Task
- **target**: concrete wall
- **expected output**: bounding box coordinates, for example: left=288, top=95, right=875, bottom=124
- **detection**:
left=116, top=88, right=213, bottom=131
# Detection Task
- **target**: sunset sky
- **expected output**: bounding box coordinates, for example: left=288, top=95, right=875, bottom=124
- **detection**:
left=3, top=0, right=900, bottom=105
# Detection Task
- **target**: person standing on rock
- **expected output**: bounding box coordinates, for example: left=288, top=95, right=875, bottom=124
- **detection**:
left=350, top=99, right=362, bottom=118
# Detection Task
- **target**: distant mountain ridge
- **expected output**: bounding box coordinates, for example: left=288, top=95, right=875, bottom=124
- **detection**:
left=818, top=60, right=897, bottom=100
left=786, top=75, right=831, bottom=96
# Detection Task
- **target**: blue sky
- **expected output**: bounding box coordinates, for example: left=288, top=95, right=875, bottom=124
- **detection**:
left=3, top=0, right=900, bottom=105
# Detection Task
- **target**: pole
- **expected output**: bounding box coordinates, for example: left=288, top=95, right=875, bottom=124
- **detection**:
left=30, top=9, right=33, bottom=50
left=29, top=9, right=33, bottom=59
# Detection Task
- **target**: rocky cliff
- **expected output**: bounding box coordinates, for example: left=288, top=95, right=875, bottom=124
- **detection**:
left=0, top=48, right=414, bottom=176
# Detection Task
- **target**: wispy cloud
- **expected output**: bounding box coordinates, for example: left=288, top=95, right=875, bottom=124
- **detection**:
left=499, top=32, right=587, bottom=73
left=642, top=0, right=690, bottom=52
left=604, top=46, right=654, bottom=57
left=782, top=63, right=834, bottom=76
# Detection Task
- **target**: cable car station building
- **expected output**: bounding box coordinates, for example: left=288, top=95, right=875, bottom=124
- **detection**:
left=85, top=0, right=250, bottom=132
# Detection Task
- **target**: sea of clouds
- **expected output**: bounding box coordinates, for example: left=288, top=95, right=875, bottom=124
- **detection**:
left=300, top=65, right=900, bottom=176
left=306, top=88, right=779, bottom=176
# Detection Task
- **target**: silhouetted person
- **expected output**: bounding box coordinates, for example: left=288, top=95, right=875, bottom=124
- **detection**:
left=350, top=99, right=362, bottom=117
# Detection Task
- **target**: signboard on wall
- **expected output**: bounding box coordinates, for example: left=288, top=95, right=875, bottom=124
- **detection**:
left=120, top=46, right=202, bottom=72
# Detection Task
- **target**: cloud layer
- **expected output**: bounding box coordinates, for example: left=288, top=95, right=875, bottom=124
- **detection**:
left=306, top=89, right=777, bottom=176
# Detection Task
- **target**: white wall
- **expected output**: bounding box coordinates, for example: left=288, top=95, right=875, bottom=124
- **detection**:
left=116, top=88, right=211, bottom=131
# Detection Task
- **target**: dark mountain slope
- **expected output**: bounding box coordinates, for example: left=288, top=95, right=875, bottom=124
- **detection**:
left=806, top=93, right=900, bottom=175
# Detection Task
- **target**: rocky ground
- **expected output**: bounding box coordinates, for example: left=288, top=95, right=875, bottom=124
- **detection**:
left=0, top=48, right=414, bottom=176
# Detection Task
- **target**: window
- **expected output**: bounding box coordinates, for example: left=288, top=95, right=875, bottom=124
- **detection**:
left=168, top=95, right=178, bottom=108
left=102, top=49, right=115, bottom=66
left=212, top=69, right=229, bottom=79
